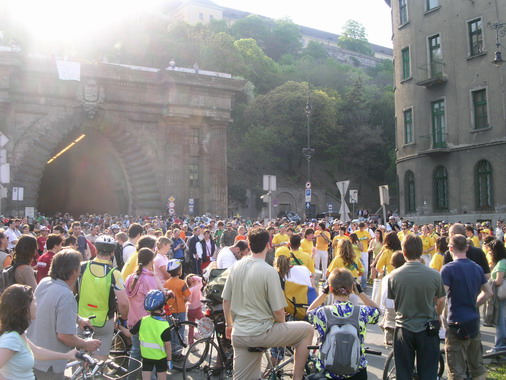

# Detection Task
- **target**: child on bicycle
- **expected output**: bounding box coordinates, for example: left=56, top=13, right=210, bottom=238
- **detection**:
left=164, top=259, right=191, bottom=358
left=307, top=268, right=380, bottom=379
left=129, top=289, right=173, bottom=380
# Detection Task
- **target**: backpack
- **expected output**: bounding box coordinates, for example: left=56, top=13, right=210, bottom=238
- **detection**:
left=203, top=268, right=229, bottom=304
left=0, top=264, right=19, bottom=296
left=320, top=305, right=361, bottom=376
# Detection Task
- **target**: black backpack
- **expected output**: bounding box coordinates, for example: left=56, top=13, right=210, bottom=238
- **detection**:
left=204, top=268, right=229, bottom=304
left=0, top=264, right=19, bottom=296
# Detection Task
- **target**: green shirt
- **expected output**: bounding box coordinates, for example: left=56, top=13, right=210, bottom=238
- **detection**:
left=492, top=258, right=506, bottom=280
left=387, top=261, right=445, bottom=333
left=222, top=256, right=287, bottom=336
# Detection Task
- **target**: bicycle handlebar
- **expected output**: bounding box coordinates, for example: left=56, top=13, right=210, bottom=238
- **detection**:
left=75, top=351, right=94, bottom=364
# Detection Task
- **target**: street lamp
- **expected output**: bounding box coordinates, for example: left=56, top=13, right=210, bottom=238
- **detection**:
left=489, top=20, right=506, bottom=65
left=302, top=83, right=315, bottom=182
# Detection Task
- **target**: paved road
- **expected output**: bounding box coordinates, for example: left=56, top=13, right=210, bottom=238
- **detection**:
left=169, top=288, right=499, bottom=380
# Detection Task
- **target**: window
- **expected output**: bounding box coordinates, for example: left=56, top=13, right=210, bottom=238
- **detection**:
left=429, top=34, right=442, bottom=77
left=468, top=18, right=483, bottom=56
left=399, top=0, right=408, bottom=25
left=209, top=15, right=214, bottom=21
left=404, top=108, right=413, bottom=144
left=405, top=170, right=416, bottom=212
left=433, top=166, right=449, bottom=211
left=476, top=160, right=493, bottom=209
left=199, top=13, right=204, bottom=20
left=189, top=163, right=199, bottom=187
left=472, top=89, right=488, bottom=130
left=426, top=0, right=438, bottom=11
left=401, top=47, right=410, bottom=80
left=190, top=128, right=199, bottom=144
left=431, top=99, right=446, bottom=148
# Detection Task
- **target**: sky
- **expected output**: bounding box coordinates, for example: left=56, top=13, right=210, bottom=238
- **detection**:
left=217, top=0, right=393, bottom=47
left=7, top=0, right=393, bottom=48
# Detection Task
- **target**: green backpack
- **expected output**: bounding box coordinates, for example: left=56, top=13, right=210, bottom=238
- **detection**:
left=204, top=268, right=230, bottom=304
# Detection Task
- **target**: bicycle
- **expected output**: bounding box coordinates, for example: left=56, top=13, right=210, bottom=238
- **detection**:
left=66, top=351, right=141, bottom=380
left=382, top=348, right=445, bottom=380
left=181, top=299, right=234, bottom=378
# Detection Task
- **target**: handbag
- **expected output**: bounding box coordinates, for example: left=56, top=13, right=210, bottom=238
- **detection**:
left=496, top=280, right=506, bottom=301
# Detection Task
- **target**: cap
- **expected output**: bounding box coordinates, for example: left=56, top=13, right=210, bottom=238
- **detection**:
left=167, top=259, right=182, bottom=272
left=482, top=228, right=491, bottom=234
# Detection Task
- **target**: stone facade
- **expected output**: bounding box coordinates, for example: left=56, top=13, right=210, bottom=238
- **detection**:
left=386, top=0, right=506, bottom=224
left=0, top=51, right=244, bottom=216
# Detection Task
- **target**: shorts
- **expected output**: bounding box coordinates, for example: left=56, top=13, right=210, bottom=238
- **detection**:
left=142, top=357, right=167, bottom=373
left=232, top=321, right=313, bottom=380
left=445, top=326, right=486, bottom=379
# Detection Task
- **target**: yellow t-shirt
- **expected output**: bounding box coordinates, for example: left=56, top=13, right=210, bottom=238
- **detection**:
left=376, top=247, right=395, bottom=274
left=331, top=235, right=351, bottom=250
left=121, top=250, right=138, bottom=281
left=429, top=252, right=445, bottom=272
left=354, top=230, right=370, bottom=252
left=300, top=238, right=314, bottom=256
left=327, top=256, right=364, bottom=278
left=397, top=230, right=412, bottom=242
left=272, top=233, right=289, bottom=251
left=315, top=231, right=331, bottom=251
left=420, top=235, right=435, bottom=256
left=470, top=235, right=480, bottom=248
left=275, top=248, right=315, bottom=273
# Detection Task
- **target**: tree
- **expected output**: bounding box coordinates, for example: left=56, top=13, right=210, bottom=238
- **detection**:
left=264, top=18, right=302, bottom=61
left=230, top=15, right=272, bottom=49
left=338, top=20, right=373, bottom=56
left=302, top=41, right=329, bottom=62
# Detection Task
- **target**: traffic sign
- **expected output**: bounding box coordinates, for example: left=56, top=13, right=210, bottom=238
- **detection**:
left=0, top=133, right=9, bottom=148
left=305, top=202, right=311, bottom=209
left=169, top=196, right=175, bottom=202
left=336, top=180, right=350, bottom=194
left=189, top=198, right=194, bottom=205
left=168, top=202, right=175, bottom=208
left=349, top=190, right=358, bottom=204
left=305, top=181, right=311, bottom=189
left=328, top=204, right=333, bottom=211
left=273, top=199, right=279, bottom=207
left=305, top=189, right=311, bottom=202
left=169, top=208, right=175, bottom=215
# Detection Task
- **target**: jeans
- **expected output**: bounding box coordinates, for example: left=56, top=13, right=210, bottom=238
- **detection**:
left=393, top=327, right=440, bottom=380
left=360, top=252, right=369, bottom=289
left=494, top=299, right=506, bottom=350
left=170, top=312, right=187, bottom=355
left=127, top=334, right=141, bottom=380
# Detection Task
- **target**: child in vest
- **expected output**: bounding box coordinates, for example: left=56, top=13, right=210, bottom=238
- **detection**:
left=185, top=273, right=203, bottom=345
left=164, top=259, right=191, bottom=357
left=129, top=289, right=173, bottom=379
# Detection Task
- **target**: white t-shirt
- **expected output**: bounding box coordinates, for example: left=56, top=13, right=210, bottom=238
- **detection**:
left=217, top=247, right=237, bottom=269
left=153, top=253, right=169, bottom=282
left=122, top=242, right=136, bottom=263
left=5, top=228, right=20, bottom=251
left=285, top=266, right=312, bottom=287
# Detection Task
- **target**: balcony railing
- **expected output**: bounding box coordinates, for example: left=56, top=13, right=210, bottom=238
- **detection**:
left=416, top=60, right=448, bottom=87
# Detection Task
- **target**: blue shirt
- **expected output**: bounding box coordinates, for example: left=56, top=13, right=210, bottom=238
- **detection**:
left=0, top=332, right=35, bottom=380
left=441, top=258, right=486, bottom=324
left=171, top=238, right=185, bottom=259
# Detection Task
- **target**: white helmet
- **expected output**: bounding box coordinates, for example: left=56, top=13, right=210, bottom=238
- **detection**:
left=95, top=235, right=117, bottom=254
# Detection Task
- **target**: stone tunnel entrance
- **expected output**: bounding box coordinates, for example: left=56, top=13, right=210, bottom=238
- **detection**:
left=38, top=129, right=129, bottom=217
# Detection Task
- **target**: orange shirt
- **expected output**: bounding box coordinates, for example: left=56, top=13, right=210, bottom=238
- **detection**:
left=164, top=277, right=191, bottom=314
left=234, top=235, right=247, bottom=243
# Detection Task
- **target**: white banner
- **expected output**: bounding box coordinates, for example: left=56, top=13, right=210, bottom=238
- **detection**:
left=56, top=60, right=81, bottom=81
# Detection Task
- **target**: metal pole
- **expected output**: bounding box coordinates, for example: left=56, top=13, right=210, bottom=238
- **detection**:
left=382, top=204, right=387, bottom=226
left=268, top=192, right=272, bottom=221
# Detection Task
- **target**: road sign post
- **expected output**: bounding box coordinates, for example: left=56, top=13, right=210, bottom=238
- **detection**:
left=336, top=180, right=350, bottom=222
left=262, top=175, right=276, bottom=221
left=379, top=185, right=389, bottom=225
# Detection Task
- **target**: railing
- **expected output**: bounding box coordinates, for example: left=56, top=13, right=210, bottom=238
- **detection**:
left=416, top=60, right=447, bottom=87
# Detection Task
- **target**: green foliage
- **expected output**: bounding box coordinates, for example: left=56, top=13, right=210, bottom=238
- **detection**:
left=302, top=41, right=329, bottom=62
left=338, top=20, right=374, bottom=56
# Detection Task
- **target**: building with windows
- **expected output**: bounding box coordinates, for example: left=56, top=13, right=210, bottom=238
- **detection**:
left=385, top=0, right=506, bottom=223
left=167, top=0, right=393, bottom=66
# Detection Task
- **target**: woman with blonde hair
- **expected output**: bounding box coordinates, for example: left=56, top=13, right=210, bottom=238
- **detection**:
left=326, top=239, right=365, bottom=280
left=153, top=237, right=171, bottom=282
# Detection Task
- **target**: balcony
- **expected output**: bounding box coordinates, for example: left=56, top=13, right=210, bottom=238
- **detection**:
left=416, top=60, right=448, bottom=88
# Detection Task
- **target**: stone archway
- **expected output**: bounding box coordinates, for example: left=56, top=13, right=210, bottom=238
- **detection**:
left=9, top=111, right=162, bottom=216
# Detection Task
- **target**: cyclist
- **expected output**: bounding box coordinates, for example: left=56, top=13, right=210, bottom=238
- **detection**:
left=129, top=290, right=173, bottom=380
left=307, top=268, right=379, bottom=379
left=77, top=235, right=129, bottom=360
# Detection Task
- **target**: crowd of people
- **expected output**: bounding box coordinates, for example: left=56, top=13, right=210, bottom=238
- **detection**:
left=0, top=212, right=504, bottom=380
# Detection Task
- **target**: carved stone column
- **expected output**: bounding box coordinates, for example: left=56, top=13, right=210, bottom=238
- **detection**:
left=209, top=122, right=228, bottom=216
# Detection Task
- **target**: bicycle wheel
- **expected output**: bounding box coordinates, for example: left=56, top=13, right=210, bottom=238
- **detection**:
left=171, top=320, right=198, bottom=370
left=382, top=350, right=395, bottom=380
left=382, top=350, right=445, bottom=380
left=109, top=331, right=129, bottom=368
left=182, top=337, right=212, bottom=371
left=182, top=338, right=227, bottom=379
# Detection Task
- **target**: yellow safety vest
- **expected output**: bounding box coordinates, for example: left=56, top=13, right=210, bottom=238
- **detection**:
left=139, top=316, right=169, bottom=360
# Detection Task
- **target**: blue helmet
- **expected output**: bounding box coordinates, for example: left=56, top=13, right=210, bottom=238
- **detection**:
left=144, top=290, right=166, bottom=311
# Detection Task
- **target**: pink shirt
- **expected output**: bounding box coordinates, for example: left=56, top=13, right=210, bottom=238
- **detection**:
left=153, top=253, right=169, bottom=283
left=187, top=276, right=203, bottom=311
left=125, top=269, right=158, bottom=327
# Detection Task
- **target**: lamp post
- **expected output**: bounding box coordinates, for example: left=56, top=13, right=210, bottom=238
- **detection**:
left=302, top=83, right=315, bottom=218
left=488, top=19, right=506, bottom=65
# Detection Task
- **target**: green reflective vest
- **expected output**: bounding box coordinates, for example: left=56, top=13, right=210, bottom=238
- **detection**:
left=139, top=316, right=169, bottom=360
left=78, top=261, right=114, bottom=327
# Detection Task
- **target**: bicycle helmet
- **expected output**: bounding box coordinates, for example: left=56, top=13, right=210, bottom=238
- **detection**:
left=144, top=290, right=166, bottom=311
left=94, top=235, right=117, bottom=253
